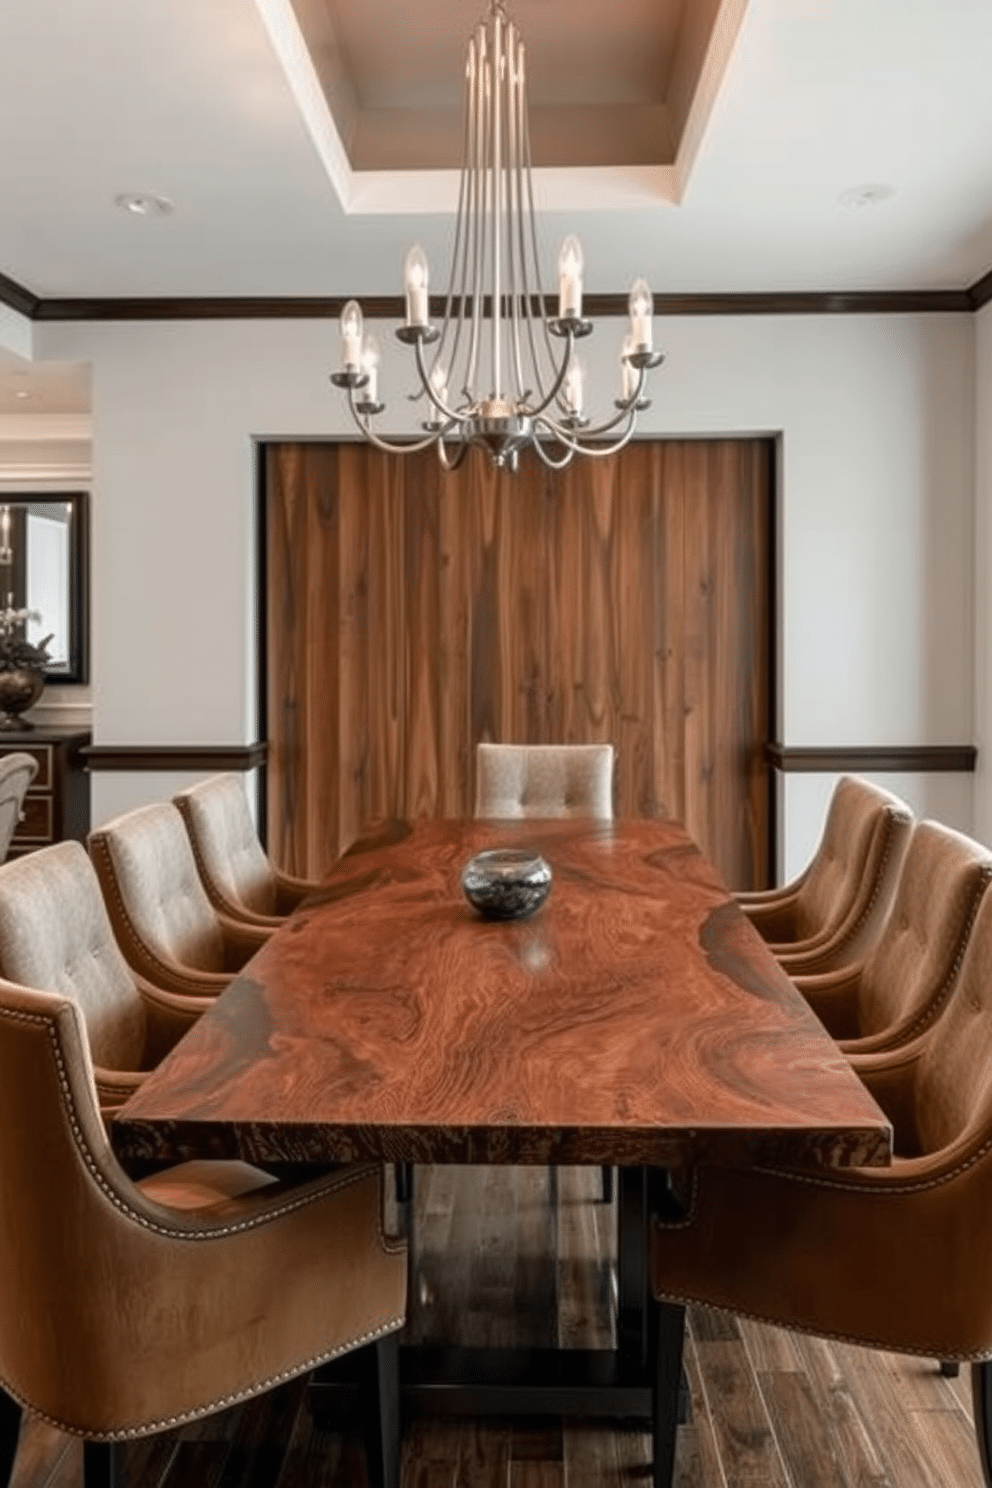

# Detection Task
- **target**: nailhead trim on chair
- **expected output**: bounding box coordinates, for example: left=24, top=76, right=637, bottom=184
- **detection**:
left=0, top=997, right=408, bottom=1436
left=0, top=1001, right=408, bottom=1247
left=789, top=807, right=911, bottom=965
left=891, top=860, right=992, bottom=1045
left=88, top=836, right=226, bottom=998
left=649, top=1280, right=992, bottom=1363
left=0, top=1312, right=406, bottom=1441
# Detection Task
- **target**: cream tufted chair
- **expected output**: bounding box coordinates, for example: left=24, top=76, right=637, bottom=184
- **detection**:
left=650, top=883, right=992, bottom=1488
left=474, top=743, right=614, bottom=820
left=174, top=772, right=320, bottom=928
left=0, top=840, right=210, bottom=1117
left=737, top=776, right=913, bottom=976
left=0, top=975, right=407, bottom=1488
left=795, top=820, right=992, bottom=1055
left=88, top=802, right=271, bottom=1000
left=0, top=752, right=37, bottom=863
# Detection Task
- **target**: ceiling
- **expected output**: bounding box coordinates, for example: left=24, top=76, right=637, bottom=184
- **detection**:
left=2, top=0, right=992, bottom=328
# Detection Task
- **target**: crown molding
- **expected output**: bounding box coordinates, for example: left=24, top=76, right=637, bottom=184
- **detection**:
left=969, top=267, right=992, bottom=310
left=0, top=273, right=989, bottom=321
left=0, top=270, right=39, bottom=319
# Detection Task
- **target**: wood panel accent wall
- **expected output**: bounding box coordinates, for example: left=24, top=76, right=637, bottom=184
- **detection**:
left=263, top=439, right=773, bottom=889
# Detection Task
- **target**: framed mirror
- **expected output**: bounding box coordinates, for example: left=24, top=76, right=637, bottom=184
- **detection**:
left=0, top=493, right=88, bottom=683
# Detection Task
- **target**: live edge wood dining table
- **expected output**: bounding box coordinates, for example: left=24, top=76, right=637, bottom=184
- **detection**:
left=112, top=816, right=892, bottom=1487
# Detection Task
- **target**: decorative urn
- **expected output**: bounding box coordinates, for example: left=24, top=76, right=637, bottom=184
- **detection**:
left=0, top=606, right=51, bottom=731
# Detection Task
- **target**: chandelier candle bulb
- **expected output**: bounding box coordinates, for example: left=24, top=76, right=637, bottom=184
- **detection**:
left=629, top=279, right=654, bottom=351
left=360, top=334, right=380, bottom=403
left=328, top=0, right=663, bottom=470
left=564, top=358, right=584, bottom=416
left=430, top=363, right=449, bottom=410
left=339, top=300, right=364, bottom=371
left=405, top=246, right=430, bottom=327
left=621, top=336, right=638, bottom=401
left=558, top=236, right=584, bottom=318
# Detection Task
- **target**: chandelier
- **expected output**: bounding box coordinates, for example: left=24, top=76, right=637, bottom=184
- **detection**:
left=330, top=0, right=664, bottom=473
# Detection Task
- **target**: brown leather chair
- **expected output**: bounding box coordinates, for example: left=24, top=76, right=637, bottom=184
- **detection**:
left=0, top=751, right=37, bottom=863
left=475, top=742, right=615, bottom=819
left=0, top=839, right=210, bottom=1117
left=88, top=802, right=271, bottom=999
left=650, top=882, right=992, bottom=1488
left=738, top=776, right=913, bottom=976
left=795, top=819, right=992, bottom=1054
left=174, top=772, right=321, bottom=928
left=0, top=975, right=407, bottom=1488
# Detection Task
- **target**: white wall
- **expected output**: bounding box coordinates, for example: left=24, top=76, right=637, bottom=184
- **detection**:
left=35, top=312, right=977, bottom=857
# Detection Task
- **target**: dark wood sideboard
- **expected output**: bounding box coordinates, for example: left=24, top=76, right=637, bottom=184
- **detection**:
left=0, top=726, right=90, bottom=856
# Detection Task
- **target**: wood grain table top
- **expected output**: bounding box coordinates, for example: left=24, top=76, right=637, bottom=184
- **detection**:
left=112, top=818, right=893, bottom=1172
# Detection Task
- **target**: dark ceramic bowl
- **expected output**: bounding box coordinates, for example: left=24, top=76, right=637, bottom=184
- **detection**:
left=461, top=848, right=552, bottom=921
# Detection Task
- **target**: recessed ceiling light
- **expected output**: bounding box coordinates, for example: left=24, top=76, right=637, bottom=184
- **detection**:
left=114, top=192, right=175, bottom=217
left=14, top=389, right=31, bottom=400
left=838, top=183, right=896, bottom=210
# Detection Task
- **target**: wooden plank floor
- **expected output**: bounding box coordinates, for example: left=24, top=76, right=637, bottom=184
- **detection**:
left=10, top=1166, right=984, bottom=1487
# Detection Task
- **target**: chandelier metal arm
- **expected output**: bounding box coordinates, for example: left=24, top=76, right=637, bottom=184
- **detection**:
left=345, top=388, right=450, bottom=455
left=413, top=335, right=469, bottom=426
left=523, top=326, right=582, bottom=420
left=436, top=436, right=472, bottom=472
left=330, top=0, right=664, bottom=473
left=530, top=436, right=576, bottom=471
left=533, top=407, right=640, bottom=459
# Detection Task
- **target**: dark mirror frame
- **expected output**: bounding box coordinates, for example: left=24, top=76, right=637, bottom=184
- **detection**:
left=0, top=492, right=89, bottom=684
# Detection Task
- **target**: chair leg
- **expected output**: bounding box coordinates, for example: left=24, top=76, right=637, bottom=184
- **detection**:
left=0, top=1386, right=21, bottom=1488
left=650, top=1298, right=686, bottom=1488
left=360, top=1333, right=401, bottom=1488
left=974, top=1363, right=992, bottom=1488
left=940, top=1359, right=961, bottom=1377
left=600, top=1165, right=614, bottom=1204
left=395, top=1163, right=414, bottom=1206
left=83, top=1441, right=123, bottom=1488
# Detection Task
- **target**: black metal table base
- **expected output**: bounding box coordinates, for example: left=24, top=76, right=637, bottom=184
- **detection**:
left=311, top=1166, right=688, bottom=1487
left=311, top=1342, right=687, bottom=1420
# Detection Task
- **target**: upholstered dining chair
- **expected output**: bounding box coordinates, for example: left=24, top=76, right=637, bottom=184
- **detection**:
left=174, top=772, right=321, bottom=928
left=475, top=742, right=615, bottom=820
left=0, top=839, right=210, bottom=1117
left=0, top=751, right=37, bottom=863
left=795, top=819, right=992, bottom=1055
left=0, top=975, right=407, bottom=1488
left=88, top=802, right=272, bottom=1000
left=738, top=776, right=913, bottom=976
left=649, top=883, right=992, bottom=1488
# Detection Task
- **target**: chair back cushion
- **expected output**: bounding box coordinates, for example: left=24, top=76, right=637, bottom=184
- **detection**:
left=0, top=751, right=37, bottom=862
left=916, top=887, right=992, bottom=1154
left=174, top=773, right=277, bottom=916
left=89, top=802, right=227, bottom=972
left=0, top=840, right=145, bottom=1068
left=857, top=821, right=992, bottom=1039
left=475, top=743, right=614, bottom=819
left=792, top=776, right=911, bottom=941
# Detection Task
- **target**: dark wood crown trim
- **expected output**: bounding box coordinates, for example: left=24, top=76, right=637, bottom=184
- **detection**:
left=25, top=288, right=976, bottom=322
left=0, top=270, right=40, bottom=319
left=82, top=742, right=268, bottom=772
left=969, top=267, right=992, bottom=311
left=766, top=743, right=976, bottom=774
